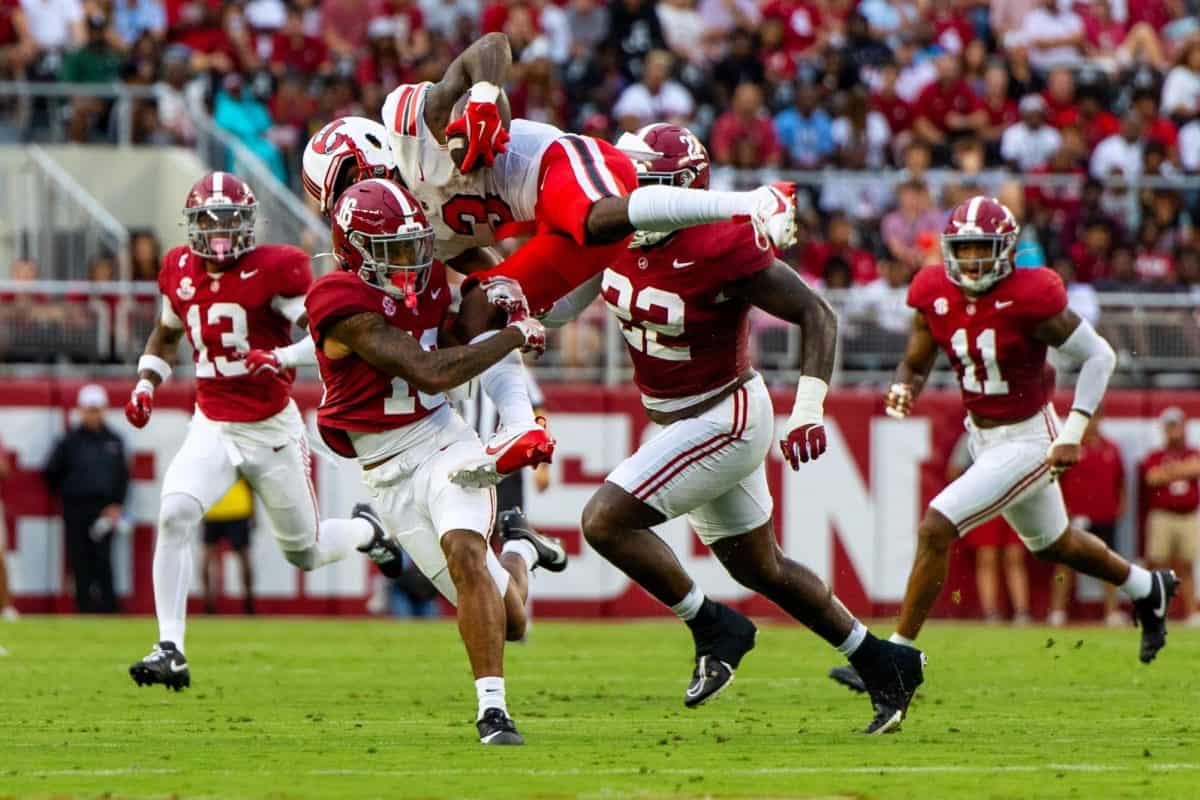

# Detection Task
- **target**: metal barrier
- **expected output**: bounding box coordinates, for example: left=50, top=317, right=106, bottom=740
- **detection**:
left=0, top=145, right=131, bottom=281
left=0, top=81, right=327, bottom=261
left=2, top=281, right=1193, bottom=386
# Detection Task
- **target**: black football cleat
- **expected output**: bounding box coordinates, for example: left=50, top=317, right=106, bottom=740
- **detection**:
left=477, top=708, right=525, bottom=745
left=1133, top=569, right=1180, bottom=664
left=499, top=507, right=568, bottom=573
left=857, top=641, right=925, bottom=735
left=685, top=602, right=757, bottom=708
left=353, top=504, right=406, bottom=579
left=129, top=641, right=190, bottom=691
left=829, top=663, right=867, bottom=693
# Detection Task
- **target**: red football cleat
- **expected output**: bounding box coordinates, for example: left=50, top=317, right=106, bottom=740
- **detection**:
left=450, top=418, right=556, bottom=488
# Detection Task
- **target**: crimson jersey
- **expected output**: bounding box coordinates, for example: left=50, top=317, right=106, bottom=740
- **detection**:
left=159, top=244, right=311, bottom=422
left=602, top=222, right=773, bottom=406
left=907, top=265, right=1067, bottom=422
left=306, top=267, right=451, bottom=457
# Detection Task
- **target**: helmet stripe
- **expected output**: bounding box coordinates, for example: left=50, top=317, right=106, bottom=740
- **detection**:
left=965, top=195, right=983, bottom=226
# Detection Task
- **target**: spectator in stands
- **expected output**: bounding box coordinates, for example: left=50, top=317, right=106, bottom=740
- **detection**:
left=15, top=0, right=84, bottom=79
left=978, top=60, right=1018, bottom=161
left=805, top=211, right=877, bottom=284
left=710, top=82, right=781, bottom=167
left=202, top=479, right=255, bottom=616
left=0, top=437, right=17, bottom=621
left=1006, top=0, right=1084, bottom=72
left=709, top=26, right=763, bottom=106
left=846, top=257, right=911, bottom=335
left=61, top=12, right=123, bottom=142
left=607, top=0, right=667, bottom=80
left=421, top=0, right=482, bottom=40
left=1135, top=218, right=1178, bottom=285
left=111, top=0, right=166, bottom=49
left=881, top=179, right=942, bottom=271
left=130, top=230, right=160, bottom=281
left=269, top=5, right=328, bottom=77
left=1050, top=413, right=1126, bottom=626
left=1093, top=244, right=1137, bottom=290
left=760, top=0, right=826, bottom=60
left=774, top=81, right=833, bottom=168
left=44, top=385, right=128, bottom=614
left=655, top=0, right=705, bottom=66
left=214, top=72, right=286, bottom=182
left=1140, top=407, right=1200, bottom=624
left=947, top=432, right=1031, bottom=625
left=612, top=49, right=693, bottom=132
left=1090, top=110, right=1145, bottom=185
left=1132, top=89, right=1180, bottom=164
left=1162, top=39, right=1200, bottom=119
left=1000, top=94, right=1062, bottom=172
left=1075, top=80, right=1121, bottom=152
left=911, top=52, right=986, bottom=163
left=321, top=0, right=371, bottom=69
left=1180, top=115, right=1200, bottom=172
left=831, top=86, right=890, bottom=170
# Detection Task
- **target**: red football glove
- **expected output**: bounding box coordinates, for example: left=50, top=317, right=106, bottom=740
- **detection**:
left=480, top=275, right=531, bottom=319
left=125, top=382, right=154, bottom=429
left=508, top=317, right=546, bottom=356
left=444, top=86, right=510, bottom=173
left=779, top=423, right=827, bottom=470
left=244, top=349, right=282, bottom=376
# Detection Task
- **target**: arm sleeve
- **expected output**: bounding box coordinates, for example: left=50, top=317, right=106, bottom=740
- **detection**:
left=270, top=294, right=307, bottom=324
left=1054, top=319, right=1116, bottom=416
left=540, top=274, right=602, bottom=328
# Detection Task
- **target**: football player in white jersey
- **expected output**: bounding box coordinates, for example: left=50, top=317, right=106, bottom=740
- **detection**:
left=298, top=32, right=799, bottom=489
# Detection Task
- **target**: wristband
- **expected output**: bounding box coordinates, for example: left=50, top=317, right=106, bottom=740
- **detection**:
left=469, top=82, right=501, bottom=104
left=137, top=354, right=171, bottom=383
left=274, top=337, right=317, bottom=369
left=134, top=378, right=155, bottom=397
left=1055, top=409, right=1090, bottom=446
left=789, top=376, right=828, bottom=422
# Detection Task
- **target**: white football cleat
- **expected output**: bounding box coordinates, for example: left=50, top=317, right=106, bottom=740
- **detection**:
left=450, top=418, right=556, bottom=488
left=748, top=182, right=798, bottom=250
left=1, top=606, right=18, bottom=623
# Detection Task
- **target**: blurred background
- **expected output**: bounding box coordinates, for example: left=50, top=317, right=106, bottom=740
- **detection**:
left=0, top=0, right=1198, bottom=626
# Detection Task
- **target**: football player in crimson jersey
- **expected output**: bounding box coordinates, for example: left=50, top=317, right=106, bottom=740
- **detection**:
left=305, top=179, right=566, bottom=745
left=572, top=124, right=923, bottom=734
left=300, top=32, right=799, bottom=489
left=829, top=196, right=1180, bottom=708
left=124, top=173, right=409, bottom=692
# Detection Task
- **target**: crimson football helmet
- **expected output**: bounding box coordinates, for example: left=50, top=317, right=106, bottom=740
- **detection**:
left=941, top=196, right=1020, bottom=292
left=184, top=171, right=257, bottom=263
left=615, top=122, right=710, bottom=189
left=302, top=117, right=396, bottom=217
left=331, top=179, right=435, bottom=308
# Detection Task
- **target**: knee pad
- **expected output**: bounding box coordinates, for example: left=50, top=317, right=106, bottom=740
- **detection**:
left=158, top=493, right=203, bottom=544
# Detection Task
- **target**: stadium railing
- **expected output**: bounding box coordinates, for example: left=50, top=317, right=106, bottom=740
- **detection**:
left=0, top=81, right=327, bottom=265
left=0, top=281, right=1194, bottom=386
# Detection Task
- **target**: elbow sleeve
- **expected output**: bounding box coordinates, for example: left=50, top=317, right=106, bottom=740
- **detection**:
left=1056, top=320, right=1115, bottom=416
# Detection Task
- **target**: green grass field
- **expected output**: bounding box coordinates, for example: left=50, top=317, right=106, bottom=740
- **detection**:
left=2, top=616, right=1198, bottom=799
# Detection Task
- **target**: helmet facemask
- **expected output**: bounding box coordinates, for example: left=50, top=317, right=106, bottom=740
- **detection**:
left=942, top=233, right=1016, bottom=293
left=348, top=227, right=435, bottom=308
left=186, top=204, right=256, bottom=263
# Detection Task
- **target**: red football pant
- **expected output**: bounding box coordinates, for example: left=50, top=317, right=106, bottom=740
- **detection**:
left=471, top=135, right=639, bottom=314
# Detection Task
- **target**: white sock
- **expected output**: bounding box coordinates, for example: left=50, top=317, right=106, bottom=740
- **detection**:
left=154, top=494, right=204, bottom=653
left=475, top=676, right=507, bottom=720
left=627, top=185, right=758, bottom=232
left=472, top=332, right=536, bottom=429
left=670, top=583, right=705, bottom=621
left=1119, top=564, right=1153, bottom=600
left=836, top=620, right=869, bottom=656
left=501, top=539, right=538, bottom=572
left=314, top=518, right=376, bottom=567
left=889, top=632, right=916, bottom=647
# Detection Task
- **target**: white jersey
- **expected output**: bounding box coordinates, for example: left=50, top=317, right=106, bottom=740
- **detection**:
left=382, top=82, right=562, bottom=260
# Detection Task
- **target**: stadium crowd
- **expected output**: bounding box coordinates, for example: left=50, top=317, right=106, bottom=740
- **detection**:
left=1, top=1, right=1200, bottom=368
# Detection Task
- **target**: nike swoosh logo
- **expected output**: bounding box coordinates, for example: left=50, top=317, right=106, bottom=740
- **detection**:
left=995, top=300, right=1013, bottom=309
left=169, top=662, right=188, bottom=673
left=431, top=288, right=442, bottom=300
left=673, top=260, right=695, bottom=269
left=240, top=269, right=258, bottom=279
left=477, top=120, right=486, bottom=137
left=1154, top=573, right=1167, bottom=619
left=485, top=430, right=525, bottom=456
left=273, top=444, right=287, bottom=452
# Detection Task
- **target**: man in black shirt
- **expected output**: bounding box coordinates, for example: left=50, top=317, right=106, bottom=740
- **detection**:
left=44, top=385, right=129, bottom=613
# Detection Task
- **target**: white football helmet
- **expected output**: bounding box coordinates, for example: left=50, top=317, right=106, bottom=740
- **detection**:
left=302, top=117, right=396, bottom=217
